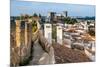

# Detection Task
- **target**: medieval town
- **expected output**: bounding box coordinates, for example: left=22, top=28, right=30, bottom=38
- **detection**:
left=10, top=10, right=95, bottom=66
left=10, top=1, right=95, bottom=66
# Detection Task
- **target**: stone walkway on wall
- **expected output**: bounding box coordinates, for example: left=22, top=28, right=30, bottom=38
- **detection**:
left=29, top=39, right=49, bottom=65
left=29, top=38, right=55, bottom=65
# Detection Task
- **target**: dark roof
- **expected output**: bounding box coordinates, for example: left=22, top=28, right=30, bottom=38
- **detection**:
left=53, top=44, right=91, bottom=63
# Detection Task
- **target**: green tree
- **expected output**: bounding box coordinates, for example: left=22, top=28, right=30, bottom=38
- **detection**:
left=39, top=13, right=42, bottom=18
left=24, top=14, right=29, bottom=19
left=33, top=13, right=38, bottom=17
left=16, top=16, right=20, bottom=20
left=87, top=21, right=91, bottom=25
left=64, top=17, right=78, bottom=24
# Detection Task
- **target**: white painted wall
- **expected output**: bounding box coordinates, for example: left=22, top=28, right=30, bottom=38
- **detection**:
left=44, top=23, right=52, bottom=44
left=57, top=25, right=63, bottom=45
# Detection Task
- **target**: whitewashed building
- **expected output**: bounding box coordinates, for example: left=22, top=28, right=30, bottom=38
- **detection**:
left=44, top=23, right=52, bottom=44
left=57, top=25, right=63, bottom=45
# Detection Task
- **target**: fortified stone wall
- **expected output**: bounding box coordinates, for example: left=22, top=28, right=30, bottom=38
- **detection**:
left=10, top=20, right=34, bottom=66
left=11, top=19, right=65, bottom=66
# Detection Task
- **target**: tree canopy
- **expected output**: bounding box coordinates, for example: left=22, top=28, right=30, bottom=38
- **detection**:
left=33, top=13, right=38, bottom=17
left=64, top=17, right=78, bottom=24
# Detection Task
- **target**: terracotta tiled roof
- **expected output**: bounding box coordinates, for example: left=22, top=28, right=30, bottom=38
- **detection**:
left=81, top=34, right=95, bottom=41
left=66, top=28, right=77, bottom=33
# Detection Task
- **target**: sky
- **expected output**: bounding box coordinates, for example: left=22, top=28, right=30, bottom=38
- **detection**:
left=11, top=0, right=95, bottom=17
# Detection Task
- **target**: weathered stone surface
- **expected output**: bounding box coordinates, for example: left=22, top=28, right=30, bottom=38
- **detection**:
left=11, top=20, right=55, bottom=66
left=38, top=30, right=50, bottom=53
left=49, top=46, right=55, bottom=64
left=29, top=38, right=55, bottom=65
left=10, top=20, right=33, bottom=66
left=29, top=39, right=48, bottom=65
